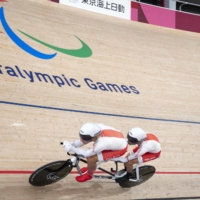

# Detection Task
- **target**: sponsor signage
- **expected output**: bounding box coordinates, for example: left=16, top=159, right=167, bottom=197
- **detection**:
left=60, top=0, right=131, bottom=20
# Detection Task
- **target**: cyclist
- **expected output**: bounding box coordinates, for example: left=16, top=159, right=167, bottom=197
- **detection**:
left=115, top=127, right=161, bottom=183
left=63, top=122, right=128, bottom=182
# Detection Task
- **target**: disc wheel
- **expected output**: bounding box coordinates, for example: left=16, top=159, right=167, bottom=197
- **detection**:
left=29, top=159, right=73, bottom=186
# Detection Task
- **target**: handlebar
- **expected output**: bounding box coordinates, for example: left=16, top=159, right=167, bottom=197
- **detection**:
left=60, top=142, right=80, bottom=157
left=60, top=141, right=120, bottom=175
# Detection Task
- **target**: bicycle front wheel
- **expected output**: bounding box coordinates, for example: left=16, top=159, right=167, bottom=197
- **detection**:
left=29, top=159, right=73, bottom=186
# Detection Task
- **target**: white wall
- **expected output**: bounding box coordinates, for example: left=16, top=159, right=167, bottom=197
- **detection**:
left=164, top=0, right=176, bottom=10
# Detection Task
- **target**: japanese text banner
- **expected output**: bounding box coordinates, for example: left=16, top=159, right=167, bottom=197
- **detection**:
left=60, top=0, right=131, bottom=20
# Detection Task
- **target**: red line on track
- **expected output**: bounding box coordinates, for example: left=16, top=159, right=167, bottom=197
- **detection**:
left=156, top=172, right=200, bottom=174
left=0, top=171, right=33, bottom=174
left=0, top=170, right=200, bottom=175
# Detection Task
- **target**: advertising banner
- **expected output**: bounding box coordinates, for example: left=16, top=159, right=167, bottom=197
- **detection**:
left=60, top=0, right=131, bottom=20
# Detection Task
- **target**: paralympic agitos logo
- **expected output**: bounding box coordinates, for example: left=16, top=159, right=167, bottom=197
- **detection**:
left=0, top=7, right=92, bottom=59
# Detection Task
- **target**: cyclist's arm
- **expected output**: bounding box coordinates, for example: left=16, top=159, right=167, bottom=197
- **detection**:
left=71, top=140, right=84, bottom=147
left=126, top=152, right=137, bottom=161
left=135, top=141, right=161, bottom=157
left=127, top=145, right=149, bottom=161
left=110, top=157, right=128, bottom=163
left=70, top=146, right=96, bottom=158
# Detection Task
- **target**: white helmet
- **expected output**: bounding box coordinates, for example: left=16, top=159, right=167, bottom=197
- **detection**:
left=79, top=122, right=101, bottom=141
left=127, top=127, right=147, bottom=144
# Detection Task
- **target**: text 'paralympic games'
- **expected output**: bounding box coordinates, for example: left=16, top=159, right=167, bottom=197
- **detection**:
left=0, top=64, right=140, bottom=95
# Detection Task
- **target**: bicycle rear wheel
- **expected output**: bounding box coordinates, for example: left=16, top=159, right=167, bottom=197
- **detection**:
left=119, top=165, right=155, bottom=188
left=29, top=159, right=73, bottom=186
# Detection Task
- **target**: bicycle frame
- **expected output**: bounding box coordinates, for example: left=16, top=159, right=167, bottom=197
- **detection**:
left=68, top=153, right=141, bottom=182
left=69, top=153, right=115, bottom=180
left=29, top=148, right=154, bottom=187
left=130, top=164, right=140, bottom=182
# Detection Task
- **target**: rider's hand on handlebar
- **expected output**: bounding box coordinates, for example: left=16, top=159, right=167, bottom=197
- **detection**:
left=62, top=140, right=72, bottom=145
left=63, top=141, right=74, bottom=152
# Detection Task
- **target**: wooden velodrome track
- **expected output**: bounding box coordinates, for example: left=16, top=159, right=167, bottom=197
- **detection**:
left=0, top=0, right=200, bottom=199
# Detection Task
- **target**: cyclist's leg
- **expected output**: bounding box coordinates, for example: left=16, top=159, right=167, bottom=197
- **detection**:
left=76, top=154, right=99, bottom=182
left=87, top=154, right=99, bottom=174
left=125, top=151, right=161, bottom=172
left=76, top=146, right=127, bottom=182
left=97, top=145, right=128, bottom=162
left=141, top=151, right=161, bottom=163
left=117, top=151, right=161, bottom=182
left=125, top=158, right=139, bottom=173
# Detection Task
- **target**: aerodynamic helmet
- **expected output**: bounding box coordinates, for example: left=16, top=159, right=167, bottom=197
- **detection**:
left=127, top=127, right=147, bottom=144
left=79, top=122, right=101, bottom=141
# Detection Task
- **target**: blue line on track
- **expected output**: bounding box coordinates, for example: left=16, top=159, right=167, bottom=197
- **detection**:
left=0, top=100, right=200, bottom=125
